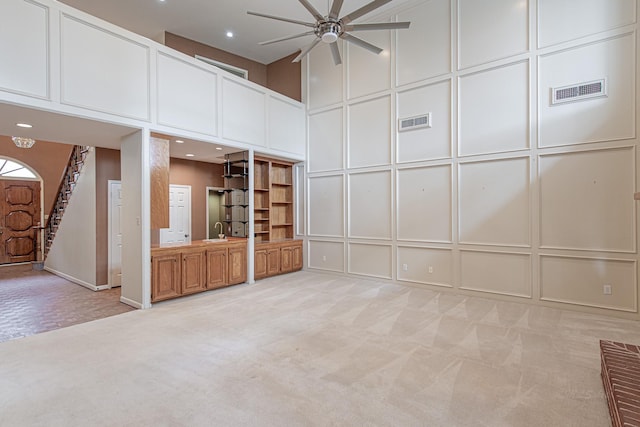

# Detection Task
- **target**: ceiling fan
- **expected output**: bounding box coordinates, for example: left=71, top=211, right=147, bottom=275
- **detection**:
left=248, top=0, right=410, bottom=65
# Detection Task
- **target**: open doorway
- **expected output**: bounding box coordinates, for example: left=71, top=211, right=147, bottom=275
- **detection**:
left=206, top=187, right=225, bottom=239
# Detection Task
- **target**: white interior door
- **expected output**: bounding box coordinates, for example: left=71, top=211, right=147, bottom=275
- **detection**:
left=108, top=180, right=122, bottom=287
left=160, top=184, right=191, bottom=244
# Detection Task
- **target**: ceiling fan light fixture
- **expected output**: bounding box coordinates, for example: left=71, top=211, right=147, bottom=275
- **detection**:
left=321, top=31, right=338, bottom=43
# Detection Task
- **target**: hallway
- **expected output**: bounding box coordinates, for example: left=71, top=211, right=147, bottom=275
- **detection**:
left=0, top=264, right=134, bottom=343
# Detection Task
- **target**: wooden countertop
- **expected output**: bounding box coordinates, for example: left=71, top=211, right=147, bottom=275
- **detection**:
left=152, top=237, right=247, bottom=251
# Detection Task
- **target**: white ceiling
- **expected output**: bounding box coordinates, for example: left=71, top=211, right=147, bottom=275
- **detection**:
left=57, top=0, right=412, bottom=64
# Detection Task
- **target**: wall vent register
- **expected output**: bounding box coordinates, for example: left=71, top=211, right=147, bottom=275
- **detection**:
left=398, top=113, right=432, bottom=132
left=551, top=79, right=607, bottom=105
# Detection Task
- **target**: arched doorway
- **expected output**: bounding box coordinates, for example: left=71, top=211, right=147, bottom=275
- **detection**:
left=0, top=157, right=42, bottom=264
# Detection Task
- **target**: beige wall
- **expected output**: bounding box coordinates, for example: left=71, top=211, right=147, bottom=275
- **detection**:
left=164, top=32, right=301, bottom=102
left=169, top=158, right=224, bottom=241
left=0, top=136, right=72, bottom=217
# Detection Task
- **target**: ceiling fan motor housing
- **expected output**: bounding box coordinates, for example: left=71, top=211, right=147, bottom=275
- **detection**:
left=316, top=21, right=341, bottom=43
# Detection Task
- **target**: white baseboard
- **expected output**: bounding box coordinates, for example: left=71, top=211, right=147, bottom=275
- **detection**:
left=44, top=266, right=103, bottom=291
left=120, top=296, right=143, bottom=309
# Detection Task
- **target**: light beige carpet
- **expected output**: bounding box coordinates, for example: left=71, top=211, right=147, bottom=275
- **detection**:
left=1, top=271, right=638, bottom=426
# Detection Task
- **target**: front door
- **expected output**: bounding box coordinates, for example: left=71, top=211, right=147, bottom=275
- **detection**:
left=0, top=180, right=41, bottom=264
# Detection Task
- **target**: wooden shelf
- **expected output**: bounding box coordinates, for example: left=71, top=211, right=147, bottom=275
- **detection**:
left=253, top=157, right=295, bottom=243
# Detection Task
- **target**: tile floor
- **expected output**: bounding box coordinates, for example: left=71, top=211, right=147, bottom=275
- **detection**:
left=0, top=263, right=135, bottom=343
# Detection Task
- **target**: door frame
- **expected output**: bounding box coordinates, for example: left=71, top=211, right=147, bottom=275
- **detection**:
left=108, top=180, right=121, bottom=287
left=206, top=186, right=225, bottom=239
left=160, top=184, right=192, bottom=244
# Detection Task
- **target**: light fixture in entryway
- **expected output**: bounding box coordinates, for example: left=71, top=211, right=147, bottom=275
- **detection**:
left=11, top=136, right=36, bottom=149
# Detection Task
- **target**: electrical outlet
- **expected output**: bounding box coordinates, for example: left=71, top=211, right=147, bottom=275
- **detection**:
left=322, top=255, right=327, bottom=262
left=402, top=264, right=408, bottom=271
left=428, top=266, right=433, bottom=274
left=603, top=284, right=612, bottom=295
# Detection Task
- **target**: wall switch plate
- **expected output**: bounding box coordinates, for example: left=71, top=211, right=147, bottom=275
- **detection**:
left=402, top=264, right=408, bottom=271
left=322, top=255, right=327, bottom=262
left=428, top=266, right=433, bottom=274
left=603, top=284, right=612, bottom=295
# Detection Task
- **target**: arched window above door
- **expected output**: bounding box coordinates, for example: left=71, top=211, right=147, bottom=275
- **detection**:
left=0, top=158, right=37, bottom=179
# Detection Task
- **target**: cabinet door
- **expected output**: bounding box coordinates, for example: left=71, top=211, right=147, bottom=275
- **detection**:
left=292, top=244, right=303, bottom=271
left=280, top=246, right=293, bottom=273
left=151, top=253, right=181, bottom=302
left=255, top=249, right=268, bottom=279
left=206, top=248, right=227, bottom=289
left=266, top=248, right=280, bottom=276
left=228, top=246, right=247, bottom=285
left=182, top=250, right=206, bottom=295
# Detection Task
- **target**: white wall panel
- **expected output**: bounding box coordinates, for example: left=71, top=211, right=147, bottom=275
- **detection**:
left=458, top=0, right=529, bottom=69
left=349, top=170, right=392, bottom=240
left=397, top=80, right=451, bottom=162
left=397, top=165, right=452, bottom=242
left=268, top=96, right=305, bottom=156
left=0, top=0, right=48, bottom=97
left=222, top=77, right=266, bottom=145
left=347, top=27, right=390, bottom=99
left=308, top=108, right=343, bottom=172
left=539, top=148, right=635, bottom=252
left=157, top=53, right=217, bottom=135
left=459, top=157, right=530, bottom=246
left=349, top=243, right=392, bottom=279
left=538, top=34, right=635, bottom=148
left=308, top=240, right=345, bottom=272
left=397, top=246, right=452, bottom=287
left=540, top=255, right=637, bottom=312
left=397, top=0, right=451, bottom=86
left=308, top=175, right=344, bottom=237
left=459, top=61, right=529, bottom=156
left=308, top=42, right=343, bottom=110
left=61, top=15, right=149, bottom=120
left=348, top=96, right=391, bottom=168
left=538, top=0, right=636, bottom=48
left=460, top=251, right=531, bottom=297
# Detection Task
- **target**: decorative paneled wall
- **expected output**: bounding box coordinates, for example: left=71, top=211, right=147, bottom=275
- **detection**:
left=305, top=0, right=639, bottom=317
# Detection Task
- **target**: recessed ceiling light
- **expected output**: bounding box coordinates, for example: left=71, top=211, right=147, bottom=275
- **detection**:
left=185, top=153, right=195, bottom=157
left=16, top=123, right=32, bottom=128
left=215, top=147, right=223, bottom=151
left=175, top=139, right=184, bottom=144
left=226, top=31, right=234, bottom=38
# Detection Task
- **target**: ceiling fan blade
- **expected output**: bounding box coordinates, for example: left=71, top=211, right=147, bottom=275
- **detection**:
left=328, top=0, right=345, bottom=20
left=340, top=0, right=392, bottom=25
left=293, top=39, right=321, bottom=62
left=247, top=11, right=315, bottom=28
left=298, top=0, right=324, bottom=21
left=341, top=33, right=383, bottom=55
left=345, top=22, right=411, bottom=31
left=330, top=42, right=342, bottom=65
left=259, top=31, right=315, bottom=46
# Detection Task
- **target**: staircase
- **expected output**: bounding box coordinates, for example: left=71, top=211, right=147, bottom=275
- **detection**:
left=43, top=145, right=90, bottom=258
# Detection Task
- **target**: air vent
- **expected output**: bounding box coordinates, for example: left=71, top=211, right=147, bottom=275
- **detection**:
left=398, top=113, right=432, bottom=132
left=551, top=79, right=607, bottom=105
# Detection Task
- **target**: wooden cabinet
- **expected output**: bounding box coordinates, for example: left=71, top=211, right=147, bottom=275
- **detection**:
left=181, top=248, right=206, bottom=295
left=254, top=158, right=294, bottom=243
left=151, top=252, right=181, bottom=302
left=206, top=248, right=227, bottom=289
left=253, top=156, right=302, bottom=280
left=151, top=239, right=247, bottom=302
left=254, top=240, right=302, bottom=279
left=228, top=245, right=247, bottom=285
